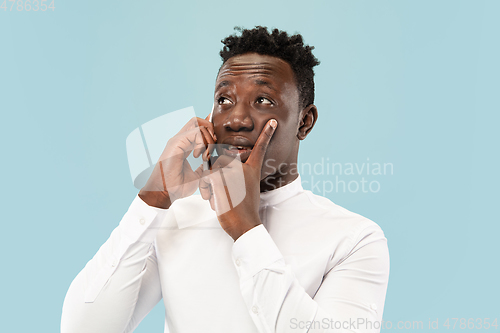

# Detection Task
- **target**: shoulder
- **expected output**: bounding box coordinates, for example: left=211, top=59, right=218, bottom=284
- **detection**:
left=275, top=189, right=387, bottom=266
left=284, top=189, right=385, bottom=239
left=303, top=190, right=389, bottom=269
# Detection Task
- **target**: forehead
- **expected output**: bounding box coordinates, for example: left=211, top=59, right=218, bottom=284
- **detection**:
left=216, top=53, right=296, bottom=88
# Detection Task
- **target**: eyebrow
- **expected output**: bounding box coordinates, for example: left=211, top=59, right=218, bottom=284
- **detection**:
left=215, top=80, right=231, bottom=91
left=254, top=79, right=277, bottom=92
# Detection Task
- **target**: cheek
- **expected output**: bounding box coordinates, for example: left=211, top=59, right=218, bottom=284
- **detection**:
left=265, top=128, right=295, bottom=163
left=274, top=122, right=297, bottom=150
left=212, top=120, right=224, bottom=139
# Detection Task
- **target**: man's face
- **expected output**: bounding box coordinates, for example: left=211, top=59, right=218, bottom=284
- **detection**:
left=212, top=52, right=302, bottom=185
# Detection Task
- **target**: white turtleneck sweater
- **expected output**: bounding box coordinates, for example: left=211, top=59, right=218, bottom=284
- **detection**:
left=61, top=175, right=389, bottom=333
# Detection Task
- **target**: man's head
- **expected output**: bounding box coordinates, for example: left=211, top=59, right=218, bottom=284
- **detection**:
left=212, top=26, right=320, bottom=191
left=219, top=26, right=320, bottom=110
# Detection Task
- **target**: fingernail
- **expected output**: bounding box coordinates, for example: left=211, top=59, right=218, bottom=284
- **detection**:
left=270, top=119, right=278, bottom=129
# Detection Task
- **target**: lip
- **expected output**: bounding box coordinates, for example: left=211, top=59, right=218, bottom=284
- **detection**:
left=218, top=136, right=254, bottom=162
left=221, top=136, right=254, bottom=148
left=221, top=146, right=252, bottom=162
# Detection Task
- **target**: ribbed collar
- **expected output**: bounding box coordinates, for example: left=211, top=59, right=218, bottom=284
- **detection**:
left=259, top=175, right=303, bottom=207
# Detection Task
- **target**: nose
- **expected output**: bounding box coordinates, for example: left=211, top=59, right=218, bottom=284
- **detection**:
left=222, top=103, right=254, bottom=132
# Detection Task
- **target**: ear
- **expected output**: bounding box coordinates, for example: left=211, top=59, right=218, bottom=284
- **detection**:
left=297, top=104, right=318, bottom=140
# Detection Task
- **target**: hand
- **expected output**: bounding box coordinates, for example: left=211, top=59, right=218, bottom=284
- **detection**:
left=199, top=119, right=277, bottom=240
left=139, top=115, right=216, bottom=209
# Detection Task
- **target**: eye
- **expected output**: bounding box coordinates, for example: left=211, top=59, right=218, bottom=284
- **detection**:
left=256, top=97, right=273, bottom=105
left=217, top=96, right=232, bottom=105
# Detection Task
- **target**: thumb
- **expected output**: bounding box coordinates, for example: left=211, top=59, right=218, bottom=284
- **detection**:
left=246, top=119, right=277, bottom=168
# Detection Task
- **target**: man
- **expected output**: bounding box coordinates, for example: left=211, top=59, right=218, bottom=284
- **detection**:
left=62, top=26, right=389, bottom=333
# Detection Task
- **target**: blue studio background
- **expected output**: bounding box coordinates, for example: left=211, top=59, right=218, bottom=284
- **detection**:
left=1, top=1, right=499, bottom=332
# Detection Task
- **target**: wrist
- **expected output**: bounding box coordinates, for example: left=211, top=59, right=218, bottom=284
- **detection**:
left=138, top=190, right=172, bottom=209
left=225, top=215, right=261, bottom=241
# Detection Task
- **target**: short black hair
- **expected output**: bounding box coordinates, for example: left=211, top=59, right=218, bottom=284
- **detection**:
left=220, top=26, right=320, bottom=109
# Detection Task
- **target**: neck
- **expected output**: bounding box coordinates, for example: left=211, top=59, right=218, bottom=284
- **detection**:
left=260, top=146, right=300, bottom=192
left=260, top=171, right=299, bottom=193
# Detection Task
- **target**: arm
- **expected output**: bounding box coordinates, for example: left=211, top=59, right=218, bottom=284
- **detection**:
left=200, top=118, right=389, bottom=331
left=61, top=196, right=168, bottom=333
left=61, top=115, right=216, bottom=332
left=232, top=223, right=390, bottom=333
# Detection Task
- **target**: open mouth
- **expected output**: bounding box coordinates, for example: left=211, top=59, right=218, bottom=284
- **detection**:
left=220, top=145, right=253, bottom=162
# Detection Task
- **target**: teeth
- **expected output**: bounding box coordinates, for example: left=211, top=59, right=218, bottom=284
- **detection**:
left=230, top=145, right=251, bottom=150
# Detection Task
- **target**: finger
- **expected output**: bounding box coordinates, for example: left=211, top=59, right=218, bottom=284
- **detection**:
left=209, top=196, right=215, bottom=211
left=178, top=117, right=201, bottom=133
left=209, top=171, right=232, bottom=215
left=246, top=119, right=277, bottom=168
left=166, top=127, right=208, bottom=160
left=193, top=126, right=215, bottom=158
left=199, top=171, right=212, bottom=201
left=203, top=144, right=215, bottom=163
left=196, top=117, right=215, bottom=141
left=201, top=127, right=216, bottom=156
left=178, top=117, right=215, bottom=141
left=198, top=170, right=216, bottom=210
